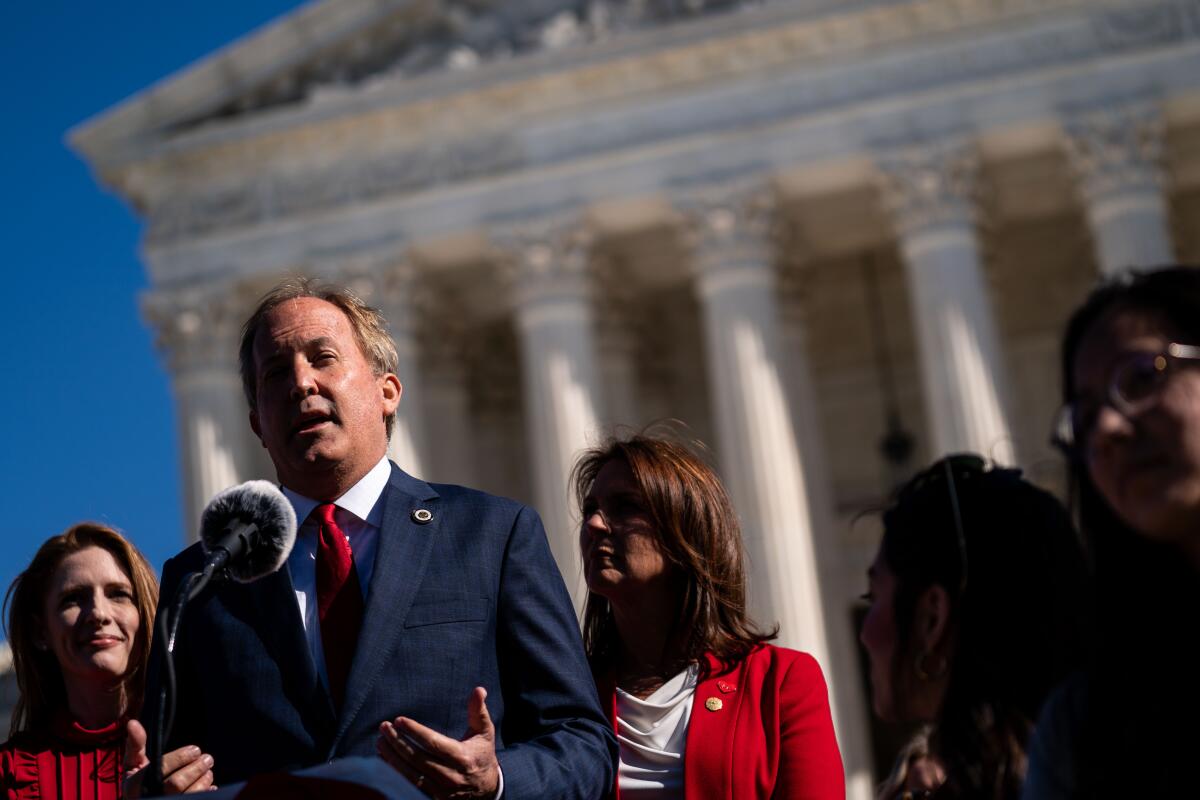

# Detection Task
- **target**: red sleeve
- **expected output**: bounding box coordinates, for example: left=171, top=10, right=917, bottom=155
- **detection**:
left=774, top=652, right=846, bottom=800
left=0, top=740, right=36, bottom=800
left=0, top=745, right=12, bottom=798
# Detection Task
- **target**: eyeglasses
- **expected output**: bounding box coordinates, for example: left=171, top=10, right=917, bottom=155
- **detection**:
left=1052, top=343, right=1200, bottom=456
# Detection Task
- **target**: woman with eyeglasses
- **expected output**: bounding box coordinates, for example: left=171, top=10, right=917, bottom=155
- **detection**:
left=1023, top=266, right=1200, bottom=799
left=860, top=455, right=1088, bottom=800
left=574, top=434, right=845, bottom=799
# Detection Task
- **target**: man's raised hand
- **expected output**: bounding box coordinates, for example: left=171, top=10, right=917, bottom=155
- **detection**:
left=376, top=687, right=501, bottom=799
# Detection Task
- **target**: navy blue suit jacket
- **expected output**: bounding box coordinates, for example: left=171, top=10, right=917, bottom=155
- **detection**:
left=145, top=464, right=616, bottom=798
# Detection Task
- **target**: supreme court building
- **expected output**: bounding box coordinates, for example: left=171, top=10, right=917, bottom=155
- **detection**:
left=72, top=1, right=1200, bottom=793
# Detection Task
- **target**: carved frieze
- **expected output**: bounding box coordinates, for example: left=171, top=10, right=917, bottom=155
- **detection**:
left=189, top=0, right=780, bottom=124
left=146, top=134, right=522, bottom=245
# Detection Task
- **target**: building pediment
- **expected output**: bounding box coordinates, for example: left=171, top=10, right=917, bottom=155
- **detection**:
left=68, top=0, right=797, bottom=168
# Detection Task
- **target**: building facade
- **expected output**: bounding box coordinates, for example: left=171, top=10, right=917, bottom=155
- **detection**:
left=72, top=0, right=1200, bottom=792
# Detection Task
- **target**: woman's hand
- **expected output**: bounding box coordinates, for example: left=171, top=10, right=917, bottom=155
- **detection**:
left=123, top=719, right=217, bottom=795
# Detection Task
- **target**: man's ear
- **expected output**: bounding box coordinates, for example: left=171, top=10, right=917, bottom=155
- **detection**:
left=249, top=409, right=263, bottom=444
left=914, top=583, right=953, bottom=653
left=380, top=373, right=402, bottom=416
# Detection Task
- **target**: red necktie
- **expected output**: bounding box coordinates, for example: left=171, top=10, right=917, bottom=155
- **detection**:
left=314, top=503, right=364, bottom=710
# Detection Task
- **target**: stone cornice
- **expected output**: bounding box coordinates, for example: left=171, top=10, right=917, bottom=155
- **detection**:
left=124, top=0, right=1197, bottom=248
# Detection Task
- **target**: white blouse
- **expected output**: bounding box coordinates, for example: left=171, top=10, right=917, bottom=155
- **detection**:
left=615, top=663, right=699, bottom=798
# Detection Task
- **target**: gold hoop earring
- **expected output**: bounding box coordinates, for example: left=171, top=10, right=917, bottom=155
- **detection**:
left=914, top=650, right=948, bottom=681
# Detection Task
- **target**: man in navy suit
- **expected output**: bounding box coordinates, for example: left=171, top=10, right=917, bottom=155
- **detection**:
left=146, top=279, right=616, bottom=798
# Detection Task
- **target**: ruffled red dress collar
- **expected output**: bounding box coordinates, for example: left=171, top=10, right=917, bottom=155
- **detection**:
left=48, top=710, right=125, bottom=747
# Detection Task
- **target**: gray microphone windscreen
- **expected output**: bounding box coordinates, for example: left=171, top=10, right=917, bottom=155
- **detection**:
left=199, top=480, right=297, bottom=583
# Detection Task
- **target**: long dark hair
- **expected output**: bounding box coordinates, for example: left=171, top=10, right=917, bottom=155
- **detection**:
left=880, top=456, right=1087, bottom=800
left=1059, top=265, right=1200, bottom=797
left=571, top=435, right=776, bottom=679
left=4, top=524, right=160, bottom=737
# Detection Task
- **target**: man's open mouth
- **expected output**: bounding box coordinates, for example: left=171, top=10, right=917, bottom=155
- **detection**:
left=292, top=411, right=336, bottom=436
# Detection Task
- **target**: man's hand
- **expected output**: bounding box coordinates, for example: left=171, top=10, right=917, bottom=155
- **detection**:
left=123, top=719, right=217, bottom=796
left=376, top=687, right=501, bottom=799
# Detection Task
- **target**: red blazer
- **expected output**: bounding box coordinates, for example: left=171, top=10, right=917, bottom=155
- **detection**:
left=601, top=644, right=846, bottom=799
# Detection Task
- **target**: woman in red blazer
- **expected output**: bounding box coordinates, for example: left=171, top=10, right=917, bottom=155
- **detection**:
left=573, top=434, right=845, bottom=799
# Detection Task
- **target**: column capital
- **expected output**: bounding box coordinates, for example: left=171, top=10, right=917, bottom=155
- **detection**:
left=1062, top=101, right=1166, bottom=205
left=142, top=285, right=243, bottom=376
left=676, top=181, right=777, bottom=290
left=334, top=250, right=413, bottom=298
left=349, top=255, right=430, bottom=340
left=875, top=139, right=980, bottom=240
left=493, top=215, right=594, bottom=313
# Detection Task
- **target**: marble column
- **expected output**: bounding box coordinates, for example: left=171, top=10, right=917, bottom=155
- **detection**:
left=1064, top=103, right=1175, bottom=277
left=877, top=141, right=1016, bottom=464
left=505, top=222, right=604, bottom=608
left=348, top=262, right=430, bottom=479
left=145, top=289, right=256, bottom=542
left=683, top=189, right=833, bottom=662
left=683, top=188, right=873, bottom=800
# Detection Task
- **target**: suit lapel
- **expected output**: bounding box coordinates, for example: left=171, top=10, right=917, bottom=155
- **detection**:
left=685, top=654, right=742, bottom=799
left=331, top=465, right=440, bottom=750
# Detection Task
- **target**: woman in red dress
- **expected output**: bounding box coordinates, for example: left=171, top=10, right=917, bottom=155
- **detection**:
left=1, top=523, right=215, bottom=799
left=573, top=435, right=845, bottom=799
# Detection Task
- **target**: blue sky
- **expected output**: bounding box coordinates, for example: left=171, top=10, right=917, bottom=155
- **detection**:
left=1, top=2, right=304, bottom=629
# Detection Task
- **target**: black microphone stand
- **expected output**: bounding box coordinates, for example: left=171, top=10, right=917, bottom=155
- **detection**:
left=144, top=526, right=254, bottom=796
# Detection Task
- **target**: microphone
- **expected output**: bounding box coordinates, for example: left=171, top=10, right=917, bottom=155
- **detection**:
left=146, top=480, right=298, bottom=795
left=199, top=480, right=298, bottom=583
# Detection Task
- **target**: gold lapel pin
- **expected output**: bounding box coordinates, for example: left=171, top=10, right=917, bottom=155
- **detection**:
left=704, top=697, right=723, bottom=712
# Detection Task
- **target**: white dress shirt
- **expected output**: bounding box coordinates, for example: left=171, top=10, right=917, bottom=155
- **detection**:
left=281, top=454, right=391, bottom=689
